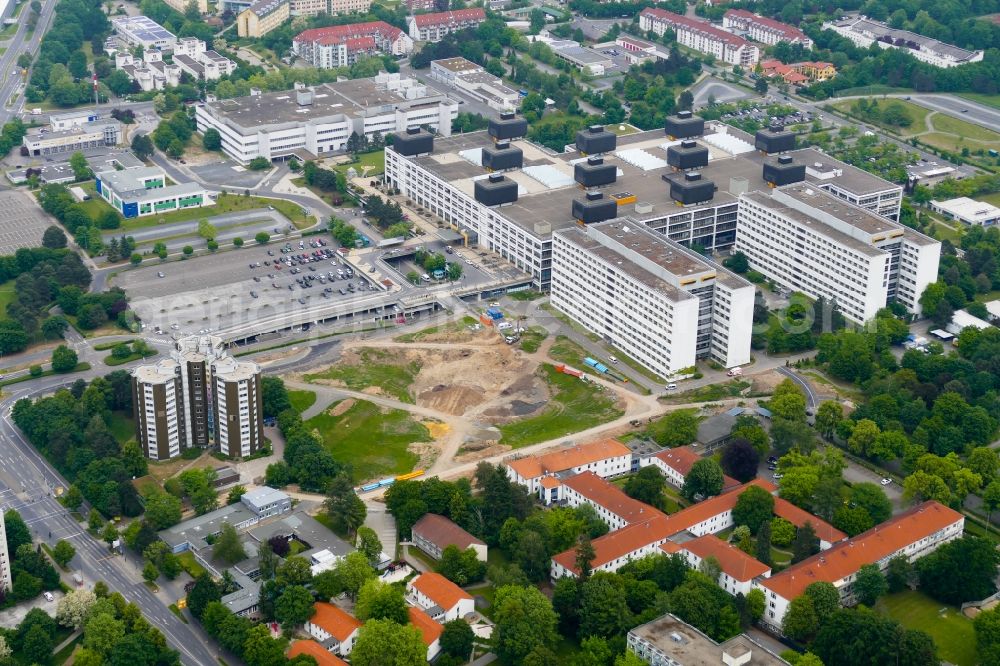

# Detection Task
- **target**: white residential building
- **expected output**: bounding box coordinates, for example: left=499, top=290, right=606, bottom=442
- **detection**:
left=736, top=183, right=940, bottom=323
left=172, top=38, right=237, bottom=81
left=305, top=603, right=362, bottom=656
left=115, top=51, right=180, bottom=91
left=561, top=472, right=665, bottom=531
left=552, top=220, right=754, bottom=376
left=111, top=15, right=177, bottom=50
left=505, top=439, right=632, bottom=498
left=292, top=21, right=413, bottom=68
left=639, top=8, right=759, bottom=66
left=722, top=10, right=813, bottom=47
left=757, top=501, right=964, bottom=632
left=430, top=57, right=519, bottom=112
left=407, top=8, right=486, bottom=42
left=664, top=535, right=772, bottom=597
left=195, top=73, right=457, bottom=165
left=406, top=573, right=475, bottom=622
left=823, top=16, right=983, bottom=68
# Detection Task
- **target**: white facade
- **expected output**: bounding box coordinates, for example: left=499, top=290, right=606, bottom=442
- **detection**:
left=640, top=8, right=759, bottom=66
left=552, top=221, right=753, bottom=376
left=504, top=441, right=633, bottom=494
left=737, top=185, right=940, bottom=323
left=672, top=546, right=770, bottom=597
left=930, top=197, right=1000, bottom=226
left=292, top=22, right=414, bottom=69
left=22, top=120, right=122, bottom=156
left=430, top=58, right=519, bottom=112
left=0, top=510, right=12, bottom=594
left=406, top=576, right=476, bottom=621
left=823, top=17, right=983, bottom=68
left=304, top=621, right=359, bottom=655
left=722, top=10, right=813, bottom=47
left=407, top=9, right=487, bottom=42
left=116, top=51, right=180, bottom=92
left=196, top=75, right=457, bottom=165
left=172, top=38, right=237, bottom=81
left=111, top=15, right=177, bottom=50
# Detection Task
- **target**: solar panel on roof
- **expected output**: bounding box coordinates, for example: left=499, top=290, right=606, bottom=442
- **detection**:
left=522, top=165, right=574, bottom=189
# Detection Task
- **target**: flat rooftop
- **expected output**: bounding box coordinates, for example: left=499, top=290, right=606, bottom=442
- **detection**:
left=247, top=511, right=353, bottom=561
left=433, top=57, right=482, bottom=73
left=406, top=126, right=898, bottom=240
left=206, top=78, right=451, bottom=129
left=629, top=614, right=788, bottom=666
left=112, top=15, right=175, bottom=42
left=831, top=17, right=980, bottom=61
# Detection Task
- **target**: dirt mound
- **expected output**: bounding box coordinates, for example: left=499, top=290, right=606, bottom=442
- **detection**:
left=329, top=399, right=355, bottom=417
left=419, top=384, right=487, bottom=415
left=454, top=444, right=510, bottom=464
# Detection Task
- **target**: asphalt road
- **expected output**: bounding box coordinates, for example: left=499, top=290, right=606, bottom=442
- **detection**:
left=103, top=209, right=291, bottom=244
left=0, top=0, right=57, bottom=125
left=0, top=377, right=219, bottom=665
left=883, top=93, right=1000, bottom=134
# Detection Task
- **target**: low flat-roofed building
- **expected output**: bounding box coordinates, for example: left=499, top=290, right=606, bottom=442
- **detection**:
left=737, top=183, right=940, bottom=323
left=195, top=73, right=457, bottom=165
left=96, top=165, right=209, bottom=218
left=530, top=36, right=613, bottom=75
left=823, top=16, right=983, bottom=68
left=238, top=0, right=290, bottom=38
left=947, top=308, right=992, bottom=335
left=412, top=513, right=487, bottom=561
left=758, top=501, right=963, bottom=632
left=112, top=15, right=177, bottom=50
left=628, top=613, right=790, bottom=665
left=552, top=220, right=754, bottom=376
left=430, top=57, right=519, bottom=112
left=930, top=197, right=1000, bottom=226
left=22, top=120, right=122, bottom=157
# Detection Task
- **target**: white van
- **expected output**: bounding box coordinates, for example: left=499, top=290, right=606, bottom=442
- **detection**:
left=666, top=383, right=677, bottom=390
left=497, top=322, right=513, bottom=331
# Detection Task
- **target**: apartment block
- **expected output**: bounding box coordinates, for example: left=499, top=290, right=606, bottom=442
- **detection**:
left=162, top=0, right=208, bottom=14
left=131, top=335, right=264, bottom=459
left=0, top=511, right=10, bottom=594
left=407, top=8, right=486, bottom=42
left=115, top=51, right=180, bottom=92
left=561, top=471, right=665, bottom=530
left=406, top=573, right=475, bottom=621
left=736, top=183, right=940, bottom=323
left=132, top=360, right=186, bottom=460
left=289, top=0, right=371, bottom=16
left=662, top=535, right=771, bottom=596
left=823, top=16, right=983, bottom=68
left=552, top=220, right=754, bottom=376
left=644, top=445, right=739, bottom=490
left=293, top=22, right=413, bottom=68
left=172, top=37, right=237, bottom=81
left=757, top=501, right=963, bottom=631
left=95, top=166, right=208, bottom=219
left=722, top=9, right=812, bottom=47
left=238, top=0, right=290, bottom=38
left=305, top=603, right=361, bottom=656
left=21, top=119, right=121, bottom=156
left=639, top=8, right=759, bottom=66
left=195, top=73, right=457, bottom=165
left=505, top=439, right=632, bottom=499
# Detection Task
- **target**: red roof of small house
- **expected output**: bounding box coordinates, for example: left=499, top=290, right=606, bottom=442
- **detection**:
left=412, top=514, right=485, bottom=551
left=288, top=640, right=348, bottom=666
left=409, top=573, right=473, bottom=612
left=309, top=603, right=362, bottom=642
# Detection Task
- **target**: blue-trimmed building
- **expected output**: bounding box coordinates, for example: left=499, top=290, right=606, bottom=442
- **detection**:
left=95, top=166, right=209, bottom=218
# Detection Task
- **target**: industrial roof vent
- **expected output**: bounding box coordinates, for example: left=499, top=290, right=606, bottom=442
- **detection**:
left=667, top=141, right=709, bottom=170
left=666, top=172, right=716, bottom=205
left=665, top=110, right=705, bottom=139
left=488, top=114, right=528, bottom=141
left=572, top=192, right=617, bottom=224
left=575, top=125, right=616, bottom=155
left=574, top=156, right=617, bottom=188
left=392, top=128, right=434, bottom=157
left=763, top=155, right=806, bottom=186
left=482, top=143, right=524, bottom=171
left=474, top=174, right=518, bottom=206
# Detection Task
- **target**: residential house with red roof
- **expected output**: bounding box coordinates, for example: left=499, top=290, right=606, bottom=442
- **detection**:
left=304, top=603, right=362, bottom=656
left=662, top=535, right=771, bottom=596
left=639, top=8, right=759, bottom=66
left=287, top=640, right=349, bottom=666
left=406, top=572, right=475, bottom=621
left=505, top=439, right=632, bottom=503
left=408, top=607, right=444, bottom=661
left=412, top=513, right=487, bottom=561
left=757, top=501, right=963, bottom=632
left=561, top=471, right=666, bottom=530
left=722, top=10, right=813, bottom=47
left=407, top=8, right=486, bottom=42
left=293, top=21, right=413, bottom=68
left=644, top=445, right=741, bottom=492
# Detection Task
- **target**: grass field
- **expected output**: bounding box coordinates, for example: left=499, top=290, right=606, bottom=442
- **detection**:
left=393, top=316, right=478, bottom=342
left=932, top=113, right=1000, bottom=142
left=831, top=99, right=931, bottom=132
left=548, top=335, right=600, bottom=377
left=662, top=379, right=750, bottom=403
left=104, top=349, right=158, bottom=366
left=78, top=185, right=317, bottom=232
left=519, top=326, right=549, bottom=353
left=107, top=411, right=135, bottom=444
left=305, top=399, right=429, bottom=481
left=288, top=389, right=317, bottom=414
left=331, top=150, right=385, bottom=177
left=303, top=348, right=421, bottom=403
left=177, top=551, right=206, bottom=578
left=876, top=590, right=976, bottom=666
left=497, top=365, right=624, bottom=448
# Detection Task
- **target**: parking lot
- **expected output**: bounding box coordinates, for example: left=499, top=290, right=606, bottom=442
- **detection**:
left=378, top=241, right=525, bottom=290
left=118, top=234, right=387, bottom=335
left=0, top=190, right=52, bottom=254
left=191, top=161, right=268, bottom=189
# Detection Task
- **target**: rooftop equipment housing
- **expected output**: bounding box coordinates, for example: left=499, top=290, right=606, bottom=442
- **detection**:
left=572, top=192, right=618, bottom=224
left=763, top=155, right=806, bottom=186
left=481, top=141, right=524, bottom=171
left=574, top=156, right=617, bottom=187
left=665, top=171, right=716, bottom=205
left=667, top=140, right=709, bottom=170
left=488, top=112, right=528, bottom=141
left=392, top=127, right=434, bottom=156
left=474, top=173, right=518, bottom=206
left=754, top=125, right=796, bottom=154
left=664, top=110, right=705, bottom=139
left=575, top=125, right=617, bottom=155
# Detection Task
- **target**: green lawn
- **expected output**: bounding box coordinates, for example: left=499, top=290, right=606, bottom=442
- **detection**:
left=103, top=349, right=158, bottom=366
left=107, top=411, right=135, bottom=444
left=497, top=365, right=624, bottom=448
left=548, top=335, right=600, bottom=378
left=932, top=113, right=1000, bottom=143
left=177, top=551, right=206, bottom=578
left=928, top=221, right=964, bottom=243
left=288, top=389, right=317, bottom=414
left=303, top=348, right=421, bottom=403
left=518, top=326, right=549, bottom=354
left=304, top=399, right=429, bottom=482
left=662, top=380, right=751, bottom=403
left=78, top=185, right=317, bottom=232
left=393, top=316, right=478, bottom=342
left=332, top=150, right=385, bottom=177
left=831, top=99, right=931, bottom=134
left=876, top=590, right=976, bottom=666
